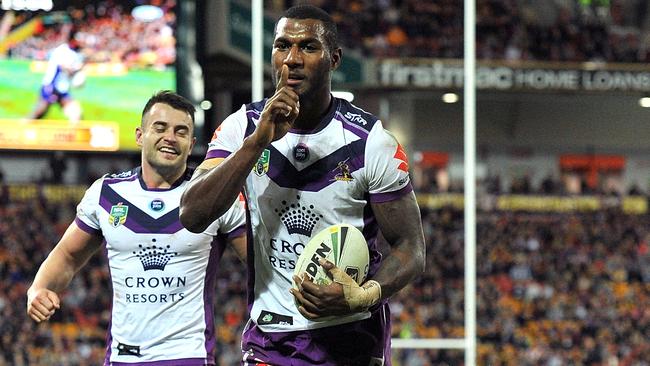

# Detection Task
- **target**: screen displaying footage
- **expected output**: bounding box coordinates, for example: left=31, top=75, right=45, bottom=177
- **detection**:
left=0, top=1, right=176, bottom=151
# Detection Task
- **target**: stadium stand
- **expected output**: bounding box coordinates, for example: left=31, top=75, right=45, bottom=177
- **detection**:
left=1, top=176, right=649, bottom=365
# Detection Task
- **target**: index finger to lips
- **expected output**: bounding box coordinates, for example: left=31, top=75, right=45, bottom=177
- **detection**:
left=276, top=64, right=289, bottom=91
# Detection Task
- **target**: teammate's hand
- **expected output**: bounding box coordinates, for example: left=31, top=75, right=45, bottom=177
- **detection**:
left=27, top=288, right=61, bottom=323
left=290, top=259, right=382, bottom=320
left=253, top=64, right=300, bottom=146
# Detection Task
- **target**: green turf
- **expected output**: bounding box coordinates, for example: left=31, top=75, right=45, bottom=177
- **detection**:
left=0, top=59, right=175, bottom=150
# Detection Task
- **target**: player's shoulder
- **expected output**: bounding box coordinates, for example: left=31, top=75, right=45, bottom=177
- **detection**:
left=335, top=98, right=381, bottom=134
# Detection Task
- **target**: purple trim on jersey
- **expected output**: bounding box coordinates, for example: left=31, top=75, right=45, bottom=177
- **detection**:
left=369, top=183, right=413, bottom=203
left=75, top=217, right=101, bottom=235
left=99, top=185, right=183, bottom=234
left=265, top=140, right=365, bottom=192
left=241, top=303, right=392, bottom=365
left=110, top=358, right=212, bottom=365
left=203, top=237, right=226, bottom=363
left=335, top=111, right=372, bottom=139
left=205, top=149, right=230, bottom=160
left=103, top=243, right=114, bottom=366
left=244, top=202, right=256, bottom=313
left=226, top=224, right=246, bottom=239
left=362, top=196, right=383, bottom=279
left=246, top=110, right=260, bottom=120
left=103, top=173, right=139, bottom=185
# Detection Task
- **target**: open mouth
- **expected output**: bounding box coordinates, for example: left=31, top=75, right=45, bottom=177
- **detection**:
left=159, top=146, right=179, bottom=157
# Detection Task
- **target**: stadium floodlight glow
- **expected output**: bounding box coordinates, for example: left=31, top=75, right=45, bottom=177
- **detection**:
left=442, top=93, right=459, bottom=103
left=200, top=100, right=212, bottom=110
left=131, top=5, right=164, bottom=22
left=639, top=97, right=650, bottom=108
left=332, top=91, right=354, bottom=102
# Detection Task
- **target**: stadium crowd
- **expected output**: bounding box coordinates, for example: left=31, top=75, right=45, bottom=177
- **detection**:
left=8, top=1, right=175, bottom=68
left=273, top=0, right=650, bottom=62
left=1, top=173, right=648, bottom=365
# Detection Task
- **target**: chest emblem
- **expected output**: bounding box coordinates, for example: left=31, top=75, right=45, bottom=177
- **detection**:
left=333, top=158, right=354, bottom=182
left=109, top=203, right=129, bottom=227
left=254, top=149, right=270, bottom=176
left=149, top=198, right=165, bottom=212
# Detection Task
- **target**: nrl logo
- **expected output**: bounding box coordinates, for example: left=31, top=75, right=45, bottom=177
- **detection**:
left=109, top=203, right=129, bottom=227
left=253, top=149, right=270, bottom=176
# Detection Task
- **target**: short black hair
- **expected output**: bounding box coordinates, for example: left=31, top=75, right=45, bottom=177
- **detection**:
left=279, top=4, right=339, bottom=53
left=141, top=90, right=195, bottom=125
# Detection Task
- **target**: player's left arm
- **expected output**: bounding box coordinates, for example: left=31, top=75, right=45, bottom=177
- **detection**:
left=367, top=191, right=426, bottom=298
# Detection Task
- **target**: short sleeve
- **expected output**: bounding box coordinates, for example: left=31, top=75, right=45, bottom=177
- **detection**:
left=205, top=104, right=249, bottom=160
left=74, top=177, right=103, bottom=235
left=203, top=193, right=246, bottom=238
left=365, top=121, right=413, bottom=203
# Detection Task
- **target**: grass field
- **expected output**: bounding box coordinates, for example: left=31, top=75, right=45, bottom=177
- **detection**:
left=0, top=59, right=175, bottom=151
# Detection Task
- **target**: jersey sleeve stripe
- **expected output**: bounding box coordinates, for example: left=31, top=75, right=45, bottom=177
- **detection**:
left=74, top=217, right=101, bottom=235
left=368, top=183, right=413, bottom=203
left=205, top=149, right=231, bottom=160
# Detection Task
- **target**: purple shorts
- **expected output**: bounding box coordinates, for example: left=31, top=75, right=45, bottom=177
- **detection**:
left=241, top=304, right=391, bottom=366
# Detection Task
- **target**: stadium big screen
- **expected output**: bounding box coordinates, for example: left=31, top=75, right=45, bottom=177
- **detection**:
left=0, top=1, right=176, bottom=151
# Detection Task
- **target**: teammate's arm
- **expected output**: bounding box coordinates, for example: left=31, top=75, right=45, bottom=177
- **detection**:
left=180, top=65, right=299, bottom=233
left=27, top=222, right=104, bottom=322
left=293, top=191, right=425, bottom=318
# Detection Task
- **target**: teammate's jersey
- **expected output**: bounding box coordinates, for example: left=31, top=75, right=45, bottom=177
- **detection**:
left=42, top=43, right=83, bottom=94
left=74, top=167, right=245, bottom=365
left=206, top=97, right=412, bottom=333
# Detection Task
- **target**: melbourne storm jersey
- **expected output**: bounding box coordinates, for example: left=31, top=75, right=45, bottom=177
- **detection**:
left=75, top=167, right=245, bottom=365
left=206, top=97, right=412, bottom=333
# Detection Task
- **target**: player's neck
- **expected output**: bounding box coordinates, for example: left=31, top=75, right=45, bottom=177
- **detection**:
left=141, top=163, right=185, bottom=189
left=293, top=93, right=332, bottom=130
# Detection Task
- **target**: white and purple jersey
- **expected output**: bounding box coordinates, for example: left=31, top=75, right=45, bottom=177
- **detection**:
left=75, top=167, right=245, bottom=365
left=40, top=43, right=83, bottom=101
left=206, top=97, right=412, bottom=333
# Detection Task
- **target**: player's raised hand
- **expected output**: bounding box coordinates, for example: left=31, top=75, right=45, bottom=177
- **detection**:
left=254, top=64, right=300, bottom=146
left=27, top=288, right=61, bottom=323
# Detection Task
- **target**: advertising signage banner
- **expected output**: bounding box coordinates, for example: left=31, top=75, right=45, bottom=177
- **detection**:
left=377, top=59, right=650, bottom=92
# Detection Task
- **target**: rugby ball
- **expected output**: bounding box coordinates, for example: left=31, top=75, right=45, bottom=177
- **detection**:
left=293, top=224, right=369, bottom=312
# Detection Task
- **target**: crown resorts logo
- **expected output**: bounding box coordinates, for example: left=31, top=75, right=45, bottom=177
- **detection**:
left=274, top=195, right=322, bottom=236
left=133, top=239, right=179, bottom=271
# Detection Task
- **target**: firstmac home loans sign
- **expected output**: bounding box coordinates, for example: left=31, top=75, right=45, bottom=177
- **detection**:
left=377, top=59, right=650, bottom=92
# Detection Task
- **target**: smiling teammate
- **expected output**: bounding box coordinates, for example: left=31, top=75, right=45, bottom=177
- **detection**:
left=27, top=90, right=246, bottom=365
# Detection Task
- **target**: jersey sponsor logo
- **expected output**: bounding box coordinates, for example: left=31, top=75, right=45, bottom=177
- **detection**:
left=267, top=238, right=305, bottom=270
left=133, top=241, right=179, bottom=271
left=274, top=195, right=322, bottom=236
left=149, top=198, right=165, bottom=212
left=109, top=171, right=133, bottom=179
left=333, top=158, right=354, bottom=182
left=117, top=342, right=141, bottom=357
left=344, top=111, right=368, bottom=126
left=293, top=143, right=309, bottom=162
left=257, top=310, right=293, bottom=326
left=253, top=149, right=270, bottom=176
left=394, top=144, right=409, bottom=172
left=109, top=203, right=129, bottom=227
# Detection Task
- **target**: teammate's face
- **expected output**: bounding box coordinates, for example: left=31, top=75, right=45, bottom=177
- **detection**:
left=272, top=18, right=340, bottom=100
left=137, top=103, right=195, bottom=175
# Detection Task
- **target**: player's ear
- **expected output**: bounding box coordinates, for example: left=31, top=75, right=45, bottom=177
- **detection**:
left=330, top=47, right=341, bottom=71
left=136, top=126, right=144, bottom=147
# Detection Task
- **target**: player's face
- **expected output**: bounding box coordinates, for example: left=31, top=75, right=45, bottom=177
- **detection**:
left=272, top=18, right=340, bottom=100
left=137, top=103, right=195, bottom=175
